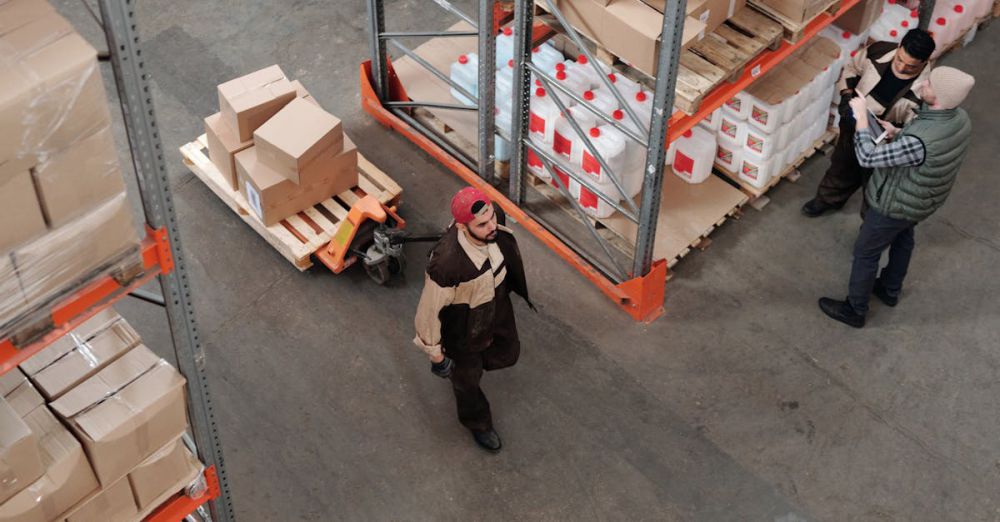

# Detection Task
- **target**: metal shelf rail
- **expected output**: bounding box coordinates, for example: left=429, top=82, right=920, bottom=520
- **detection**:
left=0, top=1, right=234, bottom=521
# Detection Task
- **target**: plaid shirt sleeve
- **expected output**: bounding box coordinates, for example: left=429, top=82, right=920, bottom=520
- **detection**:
left=853, top=127, right=926, bottom=168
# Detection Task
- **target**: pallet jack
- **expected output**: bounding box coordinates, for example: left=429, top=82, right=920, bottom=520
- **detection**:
left=314, top=195, right=442, bottom=284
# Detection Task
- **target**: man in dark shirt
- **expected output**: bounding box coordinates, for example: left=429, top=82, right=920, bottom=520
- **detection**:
left=801, top=30, right=936, bottom=218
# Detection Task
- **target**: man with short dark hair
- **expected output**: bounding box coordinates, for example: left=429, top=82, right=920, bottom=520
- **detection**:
left=820, top=66, right=974, bottom=327
left=802, top=29, right=936, bottom=217
left=413, top=187, right=532, bottom=453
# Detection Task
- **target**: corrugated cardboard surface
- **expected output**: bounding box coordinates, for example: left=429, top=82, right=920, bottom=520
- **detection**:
left=0, top=0, right=55, bottom=34
left=63, top=477, right=137, bottom=522
left=205, top=112, right=253, bottom=191
left=29, top=320, right=141, bottom=401
left=0, top=398, right=44, bottom=505
left=0, top=169, right=46, bottom=254
left=0, top=369, right=26, bottom=399
left=50, top=346, right=188, bottom=487
left=254, top=98, right=344, bottom=184
left=5, top=379, right=44, bottom=419
left=19, top=308, right=121, bottom=377
left=32, top=125, right=127, bottom=228
left=128, top=439, right=201, bottom=510
left=236, top=139, right=359, bottom=226
left=0, top=406, right=99, bottom=522
left=218, top=64, right=297, bottom=142
left=14, top=192, right=138, bottom=308
left=835, top=0, right=882, bottom=33
left=755, top=0, right=831, bottom=22
left=645, top=0, right=746, bottom=33
left=0, top=254, right=27, bottom=328
left=290, top=79, right=321, bottom=108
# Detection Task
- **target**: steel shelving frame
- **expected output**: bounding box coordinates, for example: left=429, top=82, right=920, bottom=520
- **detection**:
left=362, top=0, right=862, bottom=321
left=0, top=1, right=234, bottom=520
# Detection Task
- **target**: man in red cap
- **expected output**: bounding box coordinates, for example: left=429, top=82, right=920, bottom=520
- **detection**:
left=413, top=186, right=533, bottom=453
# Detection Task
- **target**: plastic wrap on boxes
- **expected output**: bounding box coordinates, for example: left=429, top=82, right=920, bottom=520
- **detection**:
left=1, top=193, right=139, bottom=340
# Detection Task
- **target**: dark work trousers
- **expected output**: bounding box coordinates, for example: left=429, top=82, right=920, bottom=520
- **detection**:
left=848, top=209, right=917, bottom=315
left=447, top=280, right=520, bottom=432
left=815, top=119, right=873, bottom=208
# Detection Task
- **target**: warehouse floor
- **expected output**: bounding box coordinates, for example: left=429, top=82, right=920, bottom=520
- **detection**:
left=55, top=1, right=999, bottom=520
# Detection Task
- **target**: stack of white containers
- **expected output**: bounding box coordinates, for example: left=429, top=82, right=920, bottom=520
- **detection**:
left=715, top=36, right=844, bottom=189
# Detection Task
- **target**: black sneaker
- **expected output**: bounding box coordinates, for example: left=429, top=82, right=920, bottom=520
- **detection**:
left=801, top=198, right=842, bottom=217
left=818, top=297, right=865, bottom=328
left=471, top=429, right=502, bottom=453
left=872, top=279, right=899, bottom=307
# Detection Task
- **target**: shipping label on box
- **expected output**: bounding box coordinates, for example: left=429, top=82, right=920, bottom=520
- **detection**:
left=128, top=439, right=202, bottom=510
left=254, top=98, right=345, bottom=184
left=218, top=64, right=297, bottom=142
left=0, top=398, right=44, bottom=505
left=205, top=112, right=253, bottom=191
left=49, top=345, right=188, bottom=487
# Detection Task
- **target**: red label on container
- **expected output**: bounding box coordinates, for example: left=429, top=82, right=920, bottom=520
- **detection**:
left=579, top=187, right=598, bottom=209
left=751, top=107, right=768, bottom=125
left=554, top=168, right=570, bottom=188
left=721, top=121, right=737, bottom=139
left=674, top=151, right=694, bottom=175
left=530, top=112, right=545, bottom=134
left=582, top=151, right=601, bottom=177
left=747, top=134, right=764, bottom=153
left=527, top=149, right=542, bottom=168
left=742, top=162, right=758, bottom=179
left=716, top=147, right=731, bottom=162
left=553, top=132, right=572, bottom=156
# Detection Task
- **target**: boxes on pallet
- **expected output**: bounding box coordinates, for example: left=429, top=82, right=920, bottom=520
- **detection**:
left=20, top=317, right=140, bottom=401
left=31, top=125, right=127, bottom=228
left=0, top=369, right=27, bottom=399
left=646, top=0, right=747, bottom=34
left=49, top=344, right=188, bottom=487
left=0, top=398, right=44, bottom=505
left=0, top=0, right=56, bottom=33
left=755, top=0, right=834, bottom=23
left=128, top=439, right=202, bottom=511
left=13, top=192, right=139, bottom=308
left=235, top=138, right=359, bottom=226
left=0, top=405, right=99, bottom=522
left=218, top=64, right=297, bottom=142
left=63, top=476, right=138, bottom=522
left=205, top=113, right=253, bottom=191
left=17, top=309, right=120, bottom=381
left=254, top=98, right=346, bottom=185
left=0, top=169, right=47, bottom=253
left=4, top=377, right=44, bottom=419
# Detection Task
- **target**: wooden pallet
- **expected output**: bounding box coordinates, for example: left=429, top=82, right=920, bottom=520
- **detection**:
left=715, top=127, right=838, bottom=207
left=675, top=8, right=784, bottom=114
left=180, top=135, right=402, bottom=271
left=748, top=0, right=842, bottom=42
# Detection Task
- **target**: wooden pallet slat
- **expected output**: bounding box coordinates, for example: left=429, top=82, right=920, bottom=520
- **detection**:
left=747, top=0, right=841, bottom=42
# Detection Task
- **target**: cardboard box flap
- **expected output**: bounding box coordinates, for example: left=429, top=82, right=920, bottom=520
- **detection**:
left=606, top=0, right=663, bottom=39
left=6, top=380, right=44, bottom=418
left=72, top=363, right=185, bottom=443
left=32, top=320, right=141, bottom=401
left=0, top=369, right=26, bottom=397
left=255, top=98, right=343, bottom=166
left=50, top=345, right=159, bottom=420
left=19, top=309, right=121, bottom=376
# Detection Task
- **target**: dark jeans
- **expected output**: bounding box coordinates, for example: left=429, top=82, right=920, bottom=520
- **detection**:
left=815, top=119, right=873, bottom=208
left=848, top=209, right=917, bottom=315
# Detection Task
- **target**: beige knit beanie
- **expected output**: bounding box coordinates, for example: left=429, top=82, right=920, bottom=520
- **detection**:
left=929, top=66, right=975, bottom=110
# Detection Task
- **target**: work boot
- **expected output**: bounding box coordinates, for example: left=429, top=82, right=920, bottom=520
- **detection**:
left=471, top=429, right=502, bottom=453
left=818, top=297, right=865, bottom=328
left=872, top=279, right=899, bottom=307
left=801, top=198, right=842, bottom=217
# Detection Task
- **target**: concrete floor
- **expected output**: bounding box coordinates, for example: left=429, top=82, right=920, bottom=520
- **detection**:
left=52, top=1, right=1000, bottom=520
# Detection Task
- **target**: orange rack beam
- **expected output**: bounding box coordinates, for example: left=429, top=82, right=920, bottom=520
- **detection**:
left=0, top=225, right=174, bottom=375
left=145, top=465, right=221, bottom=522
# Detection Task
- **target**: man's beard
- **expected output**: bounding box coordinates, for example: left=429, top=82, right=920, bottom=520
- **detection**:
left=471, top=229, right=498, bottom=243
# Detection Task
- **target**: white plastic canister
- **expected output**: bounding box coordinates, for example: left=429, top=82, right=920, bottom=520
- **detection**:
left=672, top=126, right=716, bottom=184
left=528, top=87, right=562, bottom=145
left=450, top=53, right=479, bottom=106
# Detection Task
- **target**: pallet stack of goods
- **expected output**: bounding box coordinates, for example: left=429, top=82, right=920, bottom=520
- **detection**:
left=0, top=0, right=140, bottom=338
left=0, top=309, right=203, bottom=521
left=204, top=65, right=358, bottom=226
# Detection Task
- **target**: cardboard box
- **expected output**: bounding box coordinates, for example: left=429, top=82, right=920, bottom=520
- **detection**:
left=205, top=112, right=253, bottom=191
left=32, top=125, right=127, bottom=228
left=0, top=369, right=27, bottom=399
left=22, top=320, right=141, bottom=401
left=4, top=378, right=44, bottom=418
left=0, top=169, right=47, bottom=254
left=0, top=254, right=28, bottom=328
left=646, top=0, right=746, bottom=34
left=63, top=478, right=138, bottom=522
left=0, top=0, right=55, bottom=35
left=541, top=0, right=705, bottom=77
left=254, top=98, right=345, bottom=184
left=18, top=308, right=122, bottom=378
left=128, top=439, right=202, bottom=511
left=832, top=0, right=882, bottom=33
left=236, top=139, right=359, bottom=226
left=14, top=192, right=139, bottom=309
left=0, top=398, right=44, bottom=504
left=0, top=406, right=99, bottom=522
left=290, top=79, right=321, bottom=108
left=49, top=345, right=188, bottom=487
left=753, top=0, right=831, bottom=23
left=218, top=65, right=297, bottom=142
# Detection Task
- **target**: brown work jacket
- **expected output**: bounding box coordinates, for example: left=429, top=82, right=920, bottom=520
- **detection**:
left=837, top=41, right=931, bottom=125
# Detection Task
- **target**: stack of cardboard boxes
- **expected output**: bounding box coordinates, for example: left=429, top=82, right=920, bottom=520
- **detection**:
left=204, top=65, right=359, bottom=226
left=0, top=309, right=202, bottom=521
left=0, top=0, right=139, bottom=333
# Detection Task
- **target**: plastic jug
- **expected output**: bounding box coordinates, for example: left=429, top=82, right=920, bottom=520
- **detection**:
left=700, top=108, right=724, bottom=132
left=495, top=107, right=512, bottom=162
left=715, top=140, right=743, bottom=172
left=612, top=109, right=652, bottom=195
left=528, top=87, right=562, bottom=145
left=672, top=127, right=716, bottom=184
left=949, top=3, right=976, bottom=33
left=580, top=88, right=618, bottom=120
left=550, top=69, right=589, bottom=106
left=553, top=113, right=590, bottom=166
left=739, top=155, right=777, bottom=189
left=577, top=177, right=620, bottom=218
left=526, top=147, right=550, bottom=180
left=625, top=90, right=654, bottom=131
left=450, top=53, right=479, bottom=106
left=495, top=27, right=516, bottom=69
left=971, top=0, right=991, bottom=19
left=496, top=62, right=514, bottom=116
left=722, top=91, right=752, bottom=120
left=606, top=72, right=642, bottom=100
left=565, top=54, right=612, bottom=89
left=823, top=26, right=866, bottom=55
left=930, top=16, right=958, bottom=55
left=531, top=43, right=565, bottom=75
left=747, top=94, right=786, bottom=134
left=743, top=125, right=780, bottom=159
left=580, top=126, right=628, bottom=187
left=717, top=113, right=747, bottom=148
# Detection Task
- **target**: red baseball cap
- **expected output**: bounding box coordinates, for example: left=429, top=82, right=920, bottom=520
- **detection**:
left=451, top=187, right=492, bottom=224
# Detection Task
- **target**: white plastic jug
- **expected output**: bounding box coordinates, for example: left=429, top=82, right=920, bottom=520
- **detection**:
left=577, top=177, right=620, bottom=218
left=948, top=2, right=976, bottom=33
left=747, top=94, right=786, bottom=134
left=626, top=90, right=654, bottom=131
left=672, top=127, right=716, bottom=184
left=971, top=0, right=992, bottom=19
left=717, top=113, right=747, bottom=148
left=823, top=26, right=866, bottom=55
left=715, top=140, right=743, bottom=172
left=738, top=155, right=777, bottom=189
left=580, top=126, right=628, bottom=187
left=526, top=147, right=549, bottom=180
left=580, top=88, right=618, bottom=120
left=528, top=87, right=562, bottom=145
left=743, top=125, right=780, bottom=159
left=606, top=72, right=642, bottom=100
left=565, top=54, right=612, bottom=89
left=531, top=43, right=565, bottom=75
left=700, top=108, right=724, bottom=132
left=612, top=109, right=652, bottom=195
left=495, top=107, right=513, bottom=162
left=553, top=113, right=590, bottom=166
left=722, top=91, right=752, bottom=120
left=496, top=27, right=516, bottom=69
left=930, top=16, right=959, bottom=55
left=550, top=69, right=589, bottom=106
left=450, top=53, right=479, bottom=106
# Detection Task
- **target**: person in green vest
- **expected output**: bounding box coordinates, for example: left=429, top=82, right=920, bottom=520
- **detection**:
left=819, top=66, right=975, bottom=328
